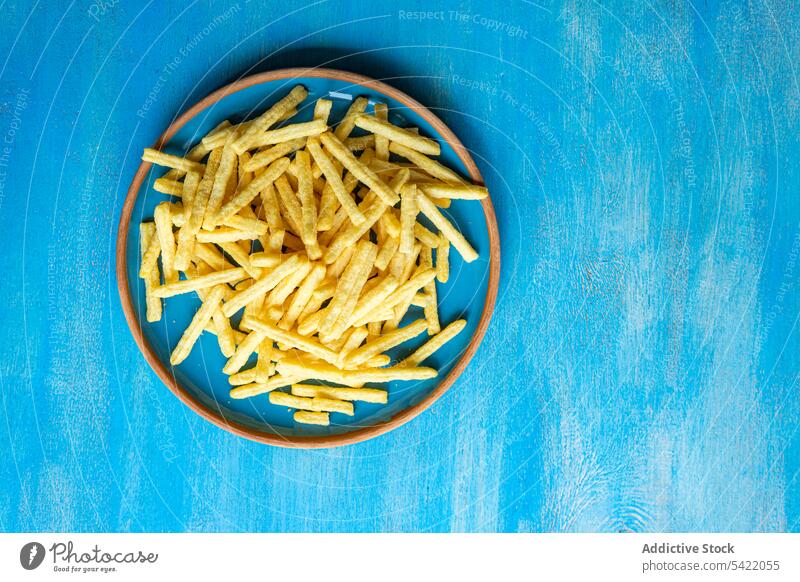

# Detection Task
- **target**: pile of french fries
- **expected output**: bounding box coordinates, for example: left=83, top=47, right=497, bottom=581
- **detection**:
left=138, top=85, right=488, bottom=426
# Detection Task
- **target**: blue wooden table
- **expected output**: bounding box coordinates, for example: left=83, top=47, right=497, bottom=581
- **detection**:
left=1, top=0, right=798, bottom=533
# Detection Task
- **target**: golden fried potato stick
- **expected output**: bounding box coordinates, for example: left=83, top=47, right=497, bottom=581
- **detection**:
left=294, top=149, right=320, bottom=259
left=151, top=267, right=246, bottom=298
left=320, top=240, right=377, bottom=342
left=291, top=384, right=388, bottom=404
left=142, top=148, right=205, bottom=174
left=255, top=338, right=273, bottom=383
left=248, top=251, right=280, bottom=269
left=223, top=329, right=267, bottom=375
left=244, top=137, right=306, bottom=172
left=221, top=215, right=268, bottom=236
left=374, top=236, right=399, bottom=271
left=269, top=391, right=354, bottom=415
left=174, top=148, right=222, bottom=270
left=348, top=275, right=400, bottom=327
left=229, top=374, right=303, bottom=399
left=201, top=119, right=254, bottom=150
left=399, top=184, right=418, bottom=255
left=293, top=410, right=330, bottom=425
left=318, top=132, right=399, bottom=205
left=138, top=222, right=162, bottom=280
left=228, top=368, right=257, bottom=386
left=306, top=135, right=365, bottom=225
left=214, top=156, right=290, bottom=225
left=273, top=175, right=304, bottom=235
left=416, top=193, right=478, bottom=262
left=258, top=182, right=284, bottom=231
left=232, top=85, right=308, bottom=154
left=419, top=183, right=488, bottom=200
left=373, top=102, right=390, bottom=161
left=345, top=318, right=428, bottom=367
left=195, top=228, right=259, bottom=243
left=344, top=135, right=375, bottom=151
left=162, top=120, right=231, bottom=181
left=170, top=285, right=225, bottom=365
left=280, top=263, right=327, bottom=330
left=222, top=254, right=303, bottom=317
left=381, top=267, right=436, bottom=312
left=179, top=171, right=201, bottom=222
left=277, top=355, right=437, bottom=386
left=389, top=142, right=464, bottom=184
left=400, top=319, right=466, bottom=367
left=334, top=95, right=368, bottom=140
left=202, top=139, right=238, bottom=230
left=194, top=242, right=234, bottom=272
left=153, top=177, right=184, bottom=196
left=266, top=257, right=311, bottom=307
left=436, top=234, right=450, bottom=283
left=153, top=202, right=178, bottom=284
left=246, top=119, right=328, bottom=150
left=354, top=114, right=441, bottom=156
left=242, top=315, right=340, bottom=365
left=313, top=98, right=333, bottom=122
left=139, top=222, right=162, bottom=322
left=420, top=246, right=440, bottom=334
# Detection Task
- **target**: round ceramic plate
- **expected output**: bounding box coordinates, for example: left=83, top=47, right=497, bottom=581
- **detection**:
left=117, top=68, right=500, bottom=448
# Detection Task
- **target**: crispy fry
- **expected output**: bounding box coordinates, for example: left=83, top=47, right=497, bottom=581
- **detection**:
left=420, top=246, right=440, bottom=334
left=223, top=329, right=266, bottom=375
left=139, top=222, right=162, bottom=322
left=280, top=263, right=327, bottom=330
left=373, top=102, right=390, bottom=161
left=313, top=98, right=333, bottom=122
left=319, top=132, right=399, bottom=205
left=389, top=142, right=464, bottom=184
left=294, top=149, right=320, bottom=259
left=348, top=275, right=400, bottom=326
left=138, top=222, right=162, bottom=280
left=400, top=319, right=466, bottom=367
left=202, top=140, right=238, bottom=230
left=269, top=391, right=354, bottom=415
left=195, top=228, right=259, bottom=243
left=354, top=114, right=440, bottom=156
left=399, top=184, right=417, bottom=255
left=244, top=137, right=306, bottom=172
left=320, top=240, right=377, bottom=342
left=419, top=183, right=488, bottom=200
left=232, top=85, right=308, bottom=154
left=221, top=215, right=269, bottom=236
left=436, top=233, right=450, bottom=283
left=142, top=148, right=204, bottom=174
left=374, top=236, right=399, bottom=271
left=222, top=254, right=302, bottom=317
left=229, top=374, right=302, bottom=399
left=246, top=119, right=328, bottom=150
left=151, top=267, right=246, bottom=298
left=215, top=156, right=290, bottom=225
left=293, top=410, right=329, bottom=425
left=154, top=203, right=178, bottom=283
left=306, top=135, right=365, bottom=225
left=255, top=338, right=273, bottom=383
left=153, top=177, right=184, bottom=196
left=291, top=384, right=388, bottom=404
left=170, top=285, right=225, bottom=365
left=174, top=148, right=222, bottom=270
left=416, top=192, right=478, bottom=262
left=277, top=354, right=437, bottom=385
left=242, top=316, right=339, bottom=365
left=273, top=175, right=304, bottom=235
left=345, top=318, right=428, bottom=366
left=334, top=96, right=368, bottom=140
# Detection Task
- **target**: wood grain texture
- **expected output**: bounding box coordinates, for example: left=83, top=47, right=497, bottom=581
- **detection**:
left=0, top=0, right=798, bottom=532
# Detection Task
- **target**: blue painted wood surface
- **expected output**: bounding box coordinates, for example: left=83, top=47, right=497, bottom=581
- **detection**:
left=1, top=0, right=798, bottom=533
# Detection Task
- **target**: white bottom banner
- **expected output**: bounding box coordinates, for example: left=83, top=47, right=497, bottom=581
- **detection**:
left=1, top=533, right=798, bottom=581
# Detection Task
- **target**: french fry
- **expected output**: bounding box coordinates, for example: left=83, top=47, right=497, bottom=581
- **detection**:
left=291, top=384, right=388, bottom=404
left=242, top=316, right=339, bottom=365
left=246, top=119, right=328, bottom=150
left=138, top=222, right=162, bottom=280
left=306, top=135, right=365, bottom=225
left=142, top=148, right=204, bottom=174
left=280, top=263, right=327, bottom=330
left=374, top=236, right=399, bottom=271
left=255, top=338, right=273, bottom=383
left=354, top=114, right=441, bottom=156
left=153, top=177, right=184, bottom=196
left=229, top=368, right=257, bottom=386
left=389, top=142, right=464, bottom=184
left=294, top=149, right=320, bottom=259
left=419, top=183, right=488, bottom=200
left=319, top=132, right=399, bottom=205
left=195, top=228, right=259, bottom=243
left=436, top=234, right=450, bottom=283
left=277, top=354, right=437, bottom=385
left=293, top=410, right=329, bottom=425
left=266, top=257, right=311, bottom=306
left=334, top=96, right=368, bottom=140
left=269, top=391, right=354, bottom=416
left=180, top=171, right=200, bottom=221
left=194, top=242, right=234, bottom=272
left=202, top=140, right=238, bottom=230
left=222, top=254, right=303, bottom=317
left=344, top=135, right=375, bottom=151
left=151, top=267, right=246, bottom=298
left=373, top=102, right=390, bottom=161
left=400, top=319, right=466, bottom=367
left=336, top=325, right=368, bottom=366
left=319, top=240, right=377, bottom=342
left=232, top=85, right=308, bottom=154
left=274, top=175, right=304, bottom=235
left=420, top=246, right=440, bottom=334
left=221, top=215, right=268, bottom=236
left=139, top=222, right=162, bottom=322
left=174, top=148, right=222, bottom=270
left=170, top=285, right=225, bottom=365
left=399, top=184, right=417, bottom=255
left=258, top=182, right=284, bottom=231
left=348, top=275, right=399, bottom=326
left=244, top=137, right=306, bottom=172
left=416, top=193, right=478, bottom=262
left=222, top=329, right=266, bottom=375
left=313, top=98, right=333, bottom=122
left=345, top=318, right=428, bottom=366
left=214, top=156, right=290, bottom=225
left=229, top=374, right=302, bottom=399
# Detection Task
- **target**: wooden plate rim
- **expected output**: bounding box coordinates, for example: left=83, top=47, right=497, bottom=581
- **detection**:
left=115, top=67, right=501, bottom=448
